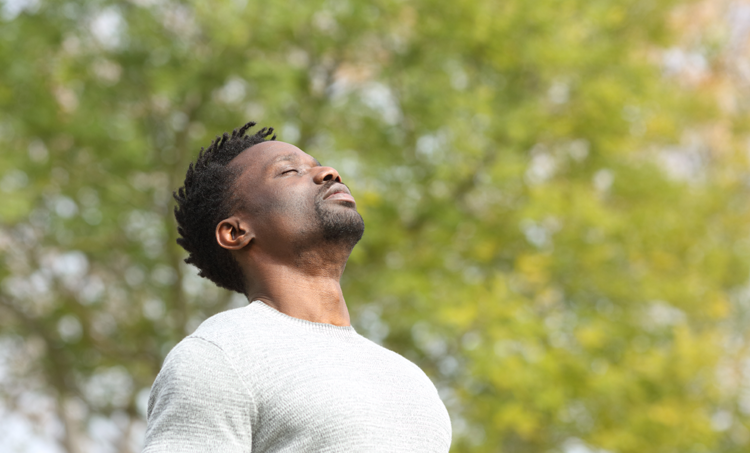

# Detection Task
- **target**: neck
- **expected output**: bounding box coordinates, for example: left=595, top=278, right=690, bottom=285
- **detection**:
left=241, top=249, right=352, bottom=326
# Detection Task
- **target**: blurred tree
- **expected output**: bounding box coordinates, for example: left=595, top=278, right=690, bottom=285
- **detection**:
left=1, top=0, right=749, bottom=452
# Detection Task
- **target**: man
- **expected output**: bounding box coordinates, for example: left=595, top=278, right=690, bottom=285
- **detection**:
left=143, top=122, right=452, bottom=452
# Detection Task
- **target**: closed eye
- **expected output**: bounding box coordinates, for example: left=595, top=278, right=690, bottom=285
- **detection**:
left=281, top=169, right=298, bottom=175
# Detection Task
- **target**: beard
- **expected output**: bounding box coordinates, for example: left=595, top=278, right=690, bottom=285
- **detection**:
left=313, top=187, right=365, bottom=249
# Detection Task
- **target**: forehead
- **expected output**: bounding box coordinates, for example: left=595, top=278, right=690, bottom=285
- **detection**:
left=230, top=141, right=319, bottom=175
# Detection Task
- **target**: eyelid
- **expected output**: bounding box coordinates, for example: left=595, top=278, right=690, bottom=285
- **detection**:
left=275, top=160, right=318, bottom=176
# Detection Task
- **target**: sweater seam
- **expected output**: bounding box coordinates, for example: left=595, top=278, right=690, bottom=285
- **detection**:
left=187, top=335, right=259, bottom=432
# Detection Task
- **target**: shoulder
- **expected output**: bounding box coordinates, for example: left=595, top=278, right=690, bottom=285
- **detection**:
left=190, top=305, right=254, bottom=342
left=149, top=337, right=251, bottom=405
left=356, top=335, right=440, bottom=391
left=145, top=337, right=256, bottom=452
left=151, top=304, right=266, bottom=394
left=187, top=303, right=274, bottom=351
left=357, top=334, right=420, bottom=368
left=157, top=336, right=228, bottom=376
left=152, top=303, right=273, bottom=397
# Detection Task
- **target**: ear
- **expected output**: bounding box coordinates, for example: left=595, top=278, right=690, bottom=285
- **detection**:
left=216, top=216, right=254, bottom=251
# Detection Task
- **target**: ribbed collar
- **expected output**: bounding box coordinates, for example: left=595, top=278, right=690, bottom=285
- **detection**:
left=249, top=300, right=359, bottom=340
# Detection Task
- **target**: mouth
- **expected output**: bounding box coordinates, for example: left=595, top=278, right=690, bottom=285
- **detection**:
left=322, top=183, right=356, bottom=204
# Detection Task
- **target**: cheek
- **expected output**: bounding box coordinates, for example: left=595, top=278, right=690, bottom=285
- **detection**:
left=271, top=187, right=311, bottom=214
left=254, top=186, right=316, bottom=230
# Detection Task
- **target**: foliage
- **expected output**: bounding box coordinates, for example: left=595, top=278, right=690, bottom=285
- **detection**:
left=1, top=0, right=749, bottom=452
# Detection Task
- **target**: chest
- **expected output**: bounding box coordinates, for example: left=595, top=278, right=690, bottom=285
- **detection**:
left=249, top=341, right=451, bottom=451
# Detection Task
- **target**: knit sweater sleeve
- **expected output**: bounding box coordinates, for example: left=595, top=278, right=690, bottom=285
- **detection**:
left=143, top=337, right=254, bottom=453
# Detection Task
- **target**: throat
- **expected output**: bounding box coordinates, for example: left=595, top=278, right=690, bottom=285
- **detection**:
left=244, top=262, right=351, bottom=326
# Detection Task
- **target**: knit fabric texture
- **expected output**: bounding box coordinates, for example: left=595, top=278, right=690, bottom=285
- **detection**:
left=143, top=300, right=452, bottom=452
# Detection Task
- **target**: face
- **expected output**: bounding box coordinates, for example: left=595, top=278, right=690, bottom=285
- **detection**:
left=229, top=141, right=364, bottom=252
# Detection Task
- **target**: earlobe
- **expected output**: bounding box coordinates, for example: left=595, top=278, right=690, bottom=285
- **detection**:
left=216, top=217, right=254, bottom=250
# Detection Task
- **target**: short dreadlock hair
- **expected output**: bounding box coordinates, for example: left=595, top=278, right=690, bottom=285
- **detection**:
left=173, top=121, right=276, bottom=294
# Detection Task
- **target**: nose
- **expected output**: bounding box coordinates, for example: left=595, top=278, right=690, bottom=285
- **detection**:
left=313, top=166, right=342, bottom=184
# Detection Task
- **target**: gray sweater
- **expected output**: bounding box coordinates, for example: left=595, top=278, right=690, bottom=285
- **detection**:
left=143, top=301, right=452, bottom=452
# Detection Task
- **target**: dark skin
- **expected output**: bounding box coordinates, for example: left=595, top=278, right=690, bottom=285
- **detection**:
left=215, top=141, right=361, bottom=326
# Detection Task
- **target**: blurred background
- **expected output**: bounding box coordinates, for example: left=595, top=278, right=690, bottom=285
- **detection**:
left=1, top=0, right=750, bottom=451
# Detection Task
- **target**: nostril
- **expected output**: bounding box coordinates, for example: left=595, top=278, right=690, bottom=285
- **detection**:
left=317, top=167, right=342, bottom=184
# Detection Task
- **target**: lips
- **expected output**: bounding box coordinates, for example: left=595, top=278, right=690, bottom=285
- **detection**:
left=323, top=183, right=356, bottom=204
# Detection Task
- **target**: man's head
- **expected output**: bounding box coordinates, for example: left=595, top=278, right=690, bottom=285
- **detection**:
left=173, top=122, right=364, bottom=294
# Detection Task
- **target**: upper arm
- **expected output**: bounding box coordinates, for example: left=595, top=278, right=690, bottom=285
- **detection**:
left=143, top=337, right=254, bottom=453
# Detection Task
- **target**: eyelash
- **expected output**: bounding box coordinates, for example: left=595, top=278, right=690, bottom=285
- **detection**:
left=282, top=169, right=298, bottom=175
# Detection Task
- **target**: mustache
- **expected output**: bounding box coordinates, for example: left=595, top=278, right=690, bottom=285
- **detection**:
left=317, top=180, right=345, bottom=200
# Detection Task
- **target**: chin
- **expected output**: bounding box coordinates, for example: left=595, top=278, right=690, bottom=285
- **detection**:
left=315, top=202, right=365, bottom=247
